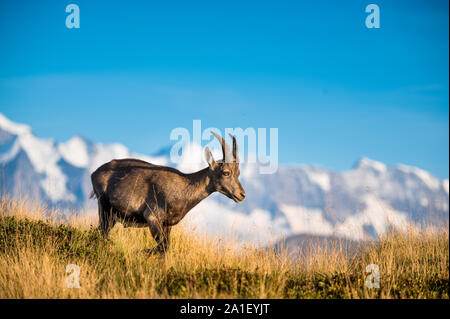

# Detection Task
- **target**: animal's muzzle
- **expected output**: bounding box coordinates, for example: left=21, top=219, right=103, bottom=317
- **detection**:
left=233, top=191, right=246, bottom=203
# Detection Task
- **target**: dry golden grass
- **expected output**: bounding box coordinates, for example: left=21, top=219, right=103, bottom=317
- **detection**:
left=0, top=197, right=448, bottom=299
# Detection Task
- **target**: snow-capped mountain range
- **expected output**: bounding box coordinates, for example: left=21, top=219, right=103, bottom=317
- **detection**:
left=0, top=113, right=448, bottom=245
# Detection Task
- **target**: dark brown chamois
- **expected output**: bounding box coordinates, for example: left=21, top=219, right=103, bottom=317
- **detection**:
left=90, top=132, right=245, bottom=254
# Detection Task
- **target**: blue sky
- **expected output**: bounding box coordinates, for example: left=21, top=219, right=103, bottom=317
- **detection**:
left=0, top=0, right=448, bottom=178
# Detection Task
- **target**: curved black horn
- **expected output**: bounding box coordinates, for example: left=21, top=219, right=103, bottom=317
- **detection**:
left=211, top=131, right=232, bottom=163
left=228, top=133, right=239, bottom=162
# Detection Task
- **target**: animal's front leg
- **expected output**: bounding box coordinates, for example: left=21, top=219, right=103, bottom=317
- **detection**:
left=145, top=214, right=172, bottom=254
left=157, top=224, right=172, bottom=253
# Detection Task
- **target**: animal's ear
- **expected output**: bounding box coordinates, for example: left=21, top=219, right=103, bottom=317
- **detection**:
left=204, top=147, right=217, bottom=170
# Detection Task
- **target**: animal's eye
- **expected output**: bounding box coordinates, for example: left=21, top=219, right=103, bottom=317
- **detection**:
left=223, top=171, right=231, bottom=176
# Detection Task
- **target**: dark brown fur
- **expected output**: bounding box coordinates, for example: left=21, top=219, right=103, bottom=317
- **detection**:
left=90, top=133, right=245, bottom=254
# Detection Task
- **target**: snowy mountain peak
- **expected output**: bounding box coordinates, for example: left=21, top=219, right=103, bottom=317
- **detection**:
left=58, top=135, right=90, bottom=168
left=395, top=164, right=441, bottom=190
left=354, top=157, right=387, bottom=173
left=0, top=113, right=32, bottom=135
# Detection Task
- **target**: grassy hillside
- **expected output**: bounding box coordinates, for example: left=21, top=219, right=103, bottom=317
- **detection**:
left=0, top=198, right=448, bottom=299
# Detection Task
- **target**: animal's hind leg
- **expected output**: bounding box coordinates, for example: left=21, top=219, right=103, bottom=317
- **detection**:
left=98, top=200, right=116, bottom=238
left=103, top=209, right=116, bottom=238
left=97, top=199, right=105, bottom=233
